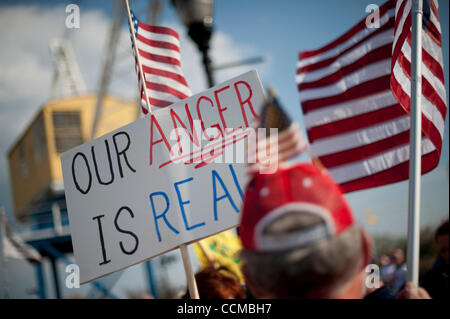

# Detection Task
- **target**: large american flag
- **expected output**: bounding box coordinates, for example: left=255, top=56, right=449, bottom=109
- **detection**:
left=296, top=0, right=446, bottom=193
left=129, top=10, right=191, bottom=114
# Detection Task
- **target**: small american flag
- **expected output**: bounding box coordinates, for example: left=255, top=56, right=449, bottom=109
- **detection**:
left=247, top=89, right=307, bottom=174
left=129, top=10, right=191, bottom=114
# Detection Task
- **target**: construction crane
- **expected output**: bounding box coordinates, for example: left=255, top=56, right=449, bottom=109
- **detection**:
left=91, top=0, right=164, bottom=139
left=48, top=38, right=87, bottom=99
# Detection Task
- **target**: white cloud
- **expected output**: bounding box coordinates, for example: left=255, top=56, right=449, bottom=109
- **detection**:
left=0, top=4, right=269, bottom=220
left=0, top=5, right=110, bottom=145
left=172, top=22, right=271, bottom=94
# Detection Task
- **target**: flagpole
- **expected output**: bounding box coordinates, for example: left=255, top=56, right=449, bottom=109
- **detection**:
left=125, top=0, right=199, bottom=297
left=179, top=244, right=200, bottom=299
left=407, top=0, right=423, bottom=286
left=124, top=0, right=153, bottom=114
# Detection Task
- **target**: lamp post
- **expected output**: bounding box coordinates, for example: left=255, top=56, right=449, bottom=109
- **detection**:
left=172, top=0, right=215, bottom=88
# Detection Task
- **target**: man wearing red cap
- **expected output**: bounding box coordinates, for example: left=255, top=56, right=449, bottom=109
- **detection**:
left=239, top=160, right=436, bottom=299
left=239, top=162, right=372, bottom=298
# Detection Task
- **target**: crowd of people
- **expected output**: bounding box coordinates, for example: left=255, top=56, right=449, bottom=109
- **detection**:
left=184, top=163, right=449, bottom=300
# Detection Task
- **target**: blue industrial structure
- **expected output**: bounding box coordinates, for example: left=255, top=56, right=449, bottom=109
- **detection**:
left=18, top=194, right=158, bottom=299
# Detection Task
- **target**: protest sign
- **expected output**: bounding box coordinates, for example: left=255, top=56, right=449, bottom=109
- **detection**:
left=61, top=70, right=265, bottom=284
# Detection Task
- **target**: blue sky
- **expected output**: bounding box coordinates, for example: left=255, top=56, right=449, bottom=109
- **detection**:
left=0, top=0, right=448, bottom=297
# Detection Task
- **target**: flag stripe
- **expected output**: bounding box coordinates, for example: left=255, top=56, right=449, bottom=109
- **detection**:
left=328, top=138, right=435, bottom=184
left=298, top=44, right=392, bottom=90
left=138, top=49, right=181, bottom=67
left=140, top=54, right=185, bottom=75
left=307, top=103, right=405, bottom=141
left=320, top=130, right=412, bottom=168
left=299, top=59, right=391, bottom=102
left=137, top=25, right=180, bottom=46
left=144, top=72, right=191, bottom=96
left=304, top=90, right=397, bottom=128
left=138, top=23, right=180, bottom=40
left=392, top=0, right=411, bottom=62
left=401, top=37, right=446, bottom=101
left=424, top=16, right=442, bottom=44
left=147, top=97, right=173, bottom=108
left=137, top=38, right=181, bottom=61
left=397, top=53, right=446, bottom=121
left=410, top=33, right=445, bottom=81
left=142, top=65, right=189, bottom=87
left=430, top=0, right=439, bottom=18
left=339, top=150, right=439, bottom=192
left=296, top=24, right=394, bottom=77
left=392, top=60, right=445, bottom=139
left=145, top=81, right=189, bottom=99
left=390, top=68, right=444, bottom=151
left=302, top=74, right=391, bottom=112
left=137, top=33, right=180, bottom=52
left=312, top=115, right=410, bottom=157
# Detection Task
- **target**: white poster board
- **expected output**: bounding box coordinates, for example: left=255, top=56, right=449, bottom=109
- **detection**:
left=61, top=70, right=265, bottom=284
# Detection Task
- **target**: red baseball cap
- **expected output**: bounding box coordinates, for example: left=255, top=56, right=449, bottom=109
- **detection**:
left=240, top=163, right=355, bottom=251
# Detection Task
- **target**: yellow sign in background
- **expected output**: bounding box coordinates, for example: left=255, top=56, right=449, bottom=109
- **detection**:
left=194, top=229, right=244, bottom=283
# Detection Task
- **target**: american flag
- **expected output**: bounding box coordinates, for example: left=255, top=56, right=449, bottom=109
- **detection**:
left=247, top=90, right=307, bottom=174
left=129, top=10, right=191, bottom=115
left=391, top=0, right=446, bottom=164
left=296, top=0, right=447, bottom=193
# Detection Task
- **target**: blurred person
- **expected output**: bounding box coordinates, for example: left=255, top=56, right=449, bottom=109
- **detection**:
left=364, top=256, right=395, bottom=299
left=388, top=248, right=407, bottom=296
left=183, top=266, right=245, bottom=299
left=421, top=220, right=449, bottom=299
left=379, top=253, right=396, bottom=285
left=239, top=163, right=430, bottom=299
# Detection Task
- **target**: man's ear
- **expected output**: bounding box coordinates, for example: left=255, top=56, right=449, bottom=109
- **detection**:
left=360, top=228, right=373, bottom=269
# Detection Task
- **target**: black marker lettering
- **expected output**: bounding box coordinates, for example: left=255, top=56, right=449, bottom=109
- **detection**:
left=92, top=214, right=111, bottom=266
left=91, top=140, right=114, bottom=185
left=114, top=206, right=139, bottom=255
left=72, top=152, right=92, bottom=195
left=112, top=131, right=136, bottom=178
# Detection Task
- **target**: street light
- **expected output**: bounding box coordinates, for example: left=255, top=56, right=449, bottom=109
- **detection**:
left=172, top=0, right=215, bottom=88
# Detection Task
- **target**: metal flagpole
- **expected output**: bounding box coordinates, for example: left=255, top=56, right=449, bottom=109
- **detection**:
left=407, top=0, right=423, bottom=286
left=179, top=244, right=199, bottom=299
left=125, top=0, right=199, bottom=298
left=124, top=0, right=153, bottom=114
